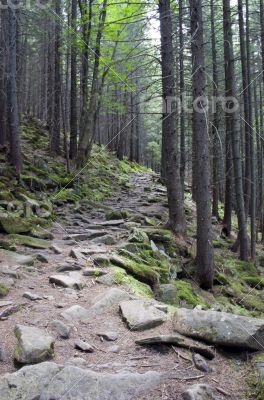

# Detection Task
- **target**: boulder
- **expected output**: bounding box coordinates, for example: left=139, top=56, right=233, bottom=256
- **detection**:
left=0, top=215, right=32, bottom=234
left=0, top=362, right=61, bottom=400
left=173, top=308, right=264, bottom=351
left=120, top=300, right=167, bottom=331
left=14, top=325, right=55, bottom=364
left=128, top=228, right=149, bottom=244
left=23, top=292, right=43, bottom=301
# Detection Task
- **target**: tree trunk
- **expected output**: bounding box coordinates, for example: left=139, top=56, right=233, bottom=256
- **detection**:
left=158, top=0, right=186, bottom=236
left=189, top=0, right=214, bottom=289
left=7, top=4, right=22, bottom=174
left=223, top=0, right=249, bottom=260
left=69, top=0, right=78, bottom=159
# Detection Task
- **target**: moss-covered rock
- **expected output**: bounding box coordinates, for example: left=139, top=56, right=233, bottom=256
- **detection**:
left=8, top=234, right=51, bottom=249
left=0, top=214, right=32, bottom=234
left=0, top=282, right=9, bottom=297
left=142, top=227, right=173, bottom=243
left=113, top=267, right=153, bottom=299
left=105, top=209, right=123, bottom=221
left=243, top=276, right=264, bottom=289
left=128, top=228, right=149, bottom=244
left=174, top=280, right=203, bottom=307
left=110, top=254, right=159, bottom=289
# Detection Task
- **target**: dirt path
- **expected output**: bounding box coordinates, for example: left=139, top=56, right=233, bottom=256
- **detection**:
left=0, top=172, right=251, bottom=399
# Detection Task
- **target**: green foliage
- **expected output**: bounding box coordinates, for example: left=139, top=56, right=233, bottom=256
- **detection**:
left=0, top=282, right=9, bottom=297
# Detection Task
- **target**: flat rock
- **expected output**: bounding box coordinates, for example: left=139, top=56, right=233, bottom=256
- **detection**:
left=23, top=292, right=43, bottom=301
left=49, top=272, right=84, bottom=289
left=0, top=304, right=22, bottom=319
left=0, top=362, right=178, bottom=400
left=135, top=334, right=215, bottom=360
left=97, top=219, right=124, bottom=226
left=173, top=308, right=264, bottom=351
left=0, top=301, right=13, bottom=308
left=8, top=234, right=51, bottom=249
left=120, top=300, right=167, bottom=331
left=181, top=384, right=218, bottom=400
left=14, top=325, right=55, bottom=364
left=57, top=263, right=82, bottom=272
left=0, top=249, right=34, bottom=266
left=50, top=320, right=71, bottom=339
left=74, top=339, right=94, bottom=353
left=92, top=235, right=116, bottom=245
left=64, top=230, right=108, bottom=241
left=62, top=288, right=131, bottom=322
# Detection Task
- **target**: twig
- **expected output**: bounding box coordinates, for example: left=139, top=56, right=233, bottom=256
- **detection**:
left=216, top=387, right=231, bottom=396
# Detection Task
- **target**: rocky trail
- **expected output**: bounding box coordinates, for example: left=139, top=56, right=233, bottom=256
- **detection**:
left=0, top=171, right=262, bottom=399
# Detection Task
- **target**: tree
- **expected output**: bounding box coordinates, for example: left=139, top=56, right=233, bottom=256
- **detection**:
left=7, top=3, right=22, bottom=174
left=69, top=0, right=78, bottom=159
left=158, top=0, right=186, bottom=236
left=223, top=0, right=249, bottom=260
left=189, top=0, right=214, bottom=289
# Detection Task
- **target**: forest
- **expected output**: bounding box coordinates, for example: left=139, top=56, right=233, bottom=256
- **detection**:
left=0, top=0, right=264, bottom=399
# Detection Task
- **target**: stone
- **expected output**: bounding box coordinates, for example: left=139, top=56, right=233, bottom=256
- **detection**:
left=0, top=300, right=13, bottom=308
left=96, top=332, right=118, bottom=341
left=62, top=288, right=131, bottom=322
left=64, top=230, right=108, bottom=241
left=158, top=284, right=178, bottom=305
left=120, top=299, right=167, bottom=331
left=0, top=249, right=34, bottom=266
left=192, top=353, right=212, bottom=373
left=49, top=272, right=84, bottom=289
left=108, top=345, right=120, bottom=353
left=0, top=215, right=32, bottom=234
left=74, top=339, right=94, bottom=353
left=14, top=325, right=55, bottom=364
left=96, top=274, right=114, bottom=286
left=92, top=234, right=116, bottom=245
left=57, top=263, right=82, bottom=272
left=135, top=335, right=215, bottom=360
left=98, top=219, right=124, bottom=226
left=105, top=209, right=123, bottom=220
left=0, top=304, right=22, bottom=318
left=0, top=362, right=61, bottom=399
left=50, top=320, right=71, bottom=339
left=50, top=244, right=62, bottom=254
left=23, top=292, right=43, bottom=301
left=83, top=268, right=107, bottom=277
left=31, top=228, right=54, bottom=240
left=8, top=234, right=51, bottom=249
left=128, top=228, right=149, bottom=244
left=36, top=254, right=49, bottom=263
left=41, top=365, right=164, bottom=400
left=69, top=248, right=81, bottom=259
left=92, top=254, right=110, bottom=267
left=173, top=308, right=264, bottom=351
left=181, top=384, right=218, bottom=400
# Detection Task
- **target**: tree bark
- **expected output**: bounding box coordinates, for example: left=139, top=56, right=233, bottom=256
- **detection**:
left=189, top=0, right=214, bottom=289
left=158, top=0, right=186, bottom=236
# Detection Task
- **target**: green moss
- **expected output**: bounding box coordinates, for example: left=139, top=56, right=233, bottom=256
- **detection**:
left=113, top=267, right=153, bottom=299
left=0, top=282, right=9, bottom=297
left=8, top=234, right=51, bottom=249
left=174, top=280, right=202, bottom=307
left=0, top=191, right=14, bottom=202
left=243, top=276, right=264, bottom=289
left=110, top=254, right=160, bottom=289
left=105, top=209, right=123, bottom=220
